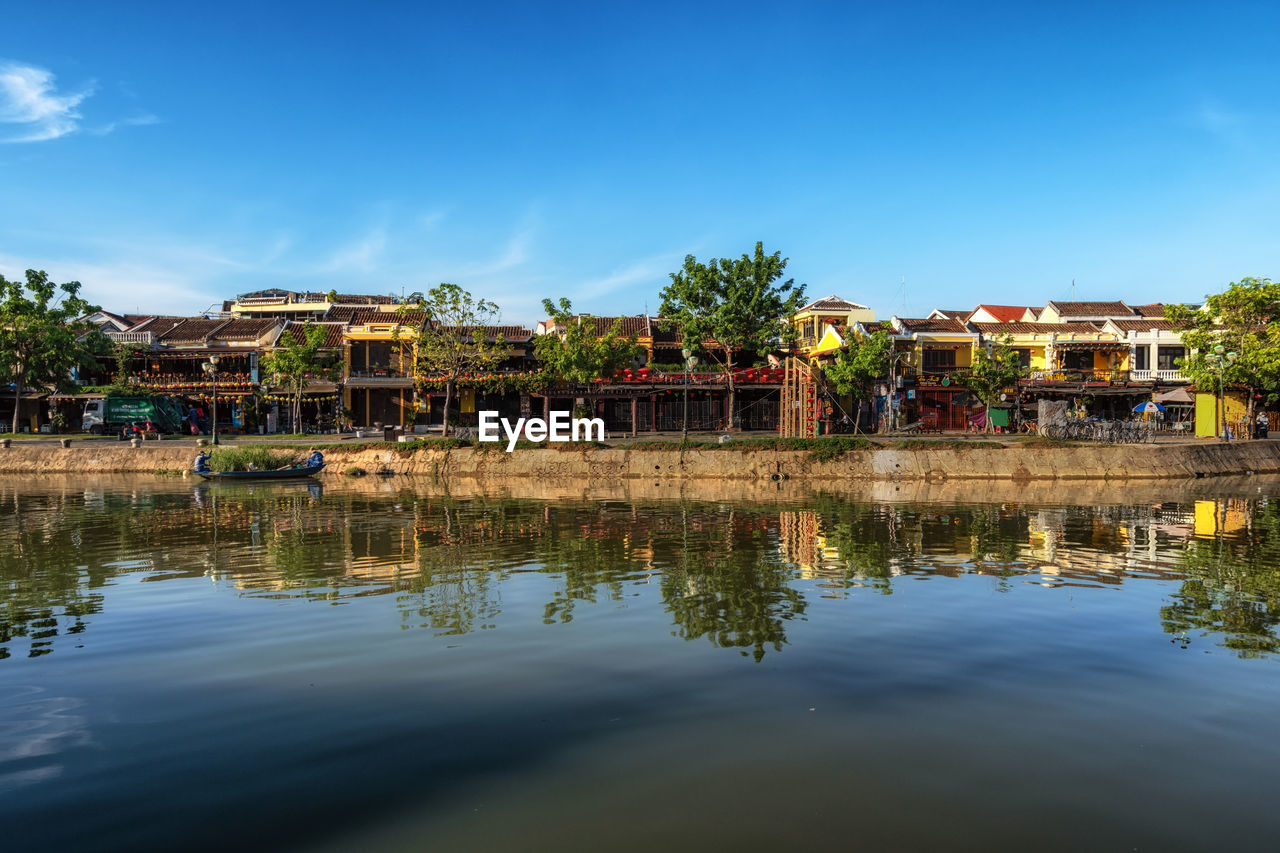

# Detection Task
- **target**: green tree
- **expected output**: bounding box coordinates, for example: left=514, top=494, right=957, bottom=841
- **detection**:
left=965, top=335, right=1028, bottom=433
left=108, top=340, right=145, bottom=394
left=0, top=270, right=98, bottom=433
left=262, top=323, right=340, bottom=433
left=660, top=242, right=808, bottom=427
left=822, top=329, right=893, bottom=433
left=1166, top=277, right=1280, bottom=430
left=535, top=298, right=642, bottom=395
left=412, top=283, right=511, bottom=434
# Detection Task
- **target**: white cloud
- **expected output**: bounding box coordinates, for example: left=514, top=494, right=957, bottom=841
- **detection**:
left=459, top=225, right=534, bottom=277
left=320, top=226, right=388, bottom=273
left=0, top=62, right=94, bottom=143
left=0, top=252, right=223, bottom=315
left=578, top=254, right=675, bottom=299
left=89, top=112, right=162, bottom=137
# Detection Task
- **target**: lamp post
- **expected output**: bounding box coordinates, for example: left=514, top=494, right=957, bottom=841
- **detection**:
left=681, top=347, right=693, bottom=440
left=202, top=354, right=220, bottom=446
left=1206, top=344, right=1237, bottom=442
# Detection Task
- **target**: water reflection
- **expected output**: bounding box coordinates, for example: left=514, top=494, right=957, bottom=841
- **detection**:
left=3, top=478, right=1280, bottom=661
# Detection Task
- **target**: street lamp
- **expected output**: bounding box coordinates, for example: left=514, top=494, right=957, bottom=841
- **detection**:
left=201, top=354, right=220, bottom=446
left=1206, top=344, right=1237, bottom=441
left=681, top=347, right=696, bottom=440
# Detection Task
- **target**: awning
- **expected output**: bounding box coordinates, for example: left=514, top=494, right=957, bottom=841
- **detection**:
left=1154, top=386, right=1195, bottom=404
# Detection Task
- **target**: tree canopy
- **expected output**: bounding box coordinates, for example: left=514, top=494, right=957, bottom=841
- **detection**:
left=0, top=269, right=98, bottom=433
left=823, top=329, right=893, bottom=431
left=262, top=323, right=340, bottom=433
left=965, top=335, right=1028, bottom=432
left=1166, top=277, right=1280, bottom=421
left=659, top=241, right=807, bottom=425
left=534, top=297, right=642, bottom=387
left=413, top=283, right=512, bottom=433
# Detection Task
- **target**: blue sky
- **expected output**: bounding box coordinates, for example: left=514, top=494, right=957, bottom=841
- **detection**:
left=2, top=1, right=1277, bottom=323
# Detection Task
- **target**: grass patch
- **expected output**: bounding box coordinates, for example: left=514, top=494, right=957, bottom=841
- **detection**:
left=343, top=466, right=367, bottom=477
left=208, top=446, right=300, bottom=472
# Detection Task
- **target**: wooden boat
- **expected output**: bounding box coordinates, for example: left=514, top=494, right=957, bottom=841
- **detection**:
left=194, top=462, right=324, bottom=481
left=193, top=452, right=325, bottom=480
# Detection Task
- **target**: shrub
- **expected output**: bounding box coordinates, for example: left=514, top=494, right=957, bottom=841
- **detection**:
left=208, top=446, right=298, bottom=472
left=344, top=466, right=367, bottom=477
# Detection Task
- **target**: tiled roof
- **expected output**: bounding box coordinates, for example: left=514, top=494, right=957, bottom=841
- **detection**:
left=972, top=322, right=1105, bottom=335
left=971, top=304, right=1031, bottom=322
left=862, top=320, right=898, bottom=333
left=897, top=317, right=971, bottom=334
left=130, top=316, right=187, bottom=335
left=1047, top=300, right=1136, bottom=317
left=441, top=325, right=533, bottom=342
left=932, top=309, right=970, bottom=321
left=559, top=315, right=649, bottom=337
left=156, top=318, right=231, bottom=344
left=208, top=318, right=281, bottom=341
left=326, top=306, right=423, bottom=325
left=1132, top=303, right=1165, bottom=317
left=799, top=294, right=869, bottom=312
left=280, top=321, right=346, bottom=348
left=1108, top=319, right=1180, bottom=332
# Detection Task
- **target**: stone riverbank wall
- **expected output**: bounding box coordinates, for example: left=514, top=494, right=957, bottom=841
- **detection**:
left=2, top=440, right=1279, bottom=481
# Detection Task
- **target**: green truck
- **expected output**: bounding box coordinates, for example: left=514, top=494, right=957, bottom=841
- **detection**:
left=81, top=396, right=185, bottom=435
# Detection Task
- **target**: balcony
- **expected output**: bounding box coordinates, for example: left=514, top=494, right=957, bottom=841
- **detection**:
left=105, top=331, right=155, bottom=344
left=1130, top=369, right=1187, bottom=383
left=346, top=367, right=413, bottom=387
left=1030, top=369, right=1124, bottom=384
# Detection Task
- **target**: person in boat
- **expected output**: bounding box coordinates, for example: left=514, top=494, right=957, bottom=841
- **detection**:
left=306, top=449, right=324, bottom=468
left=193, top=452, right=211, bottom=474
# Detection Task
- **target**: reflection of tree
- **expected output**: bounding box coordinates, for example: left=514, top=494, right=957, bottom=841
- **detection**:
left=819, top=503, right=909, bottom=593
left=0, top=493, right=109, bottom=659
left=399, top=504, right=508, bottom=635
left=1162, top=500, right=1280, bottom=657
left=662, top=514, right=806, bottom=662
left=10, top=480, right=1280, bottom=665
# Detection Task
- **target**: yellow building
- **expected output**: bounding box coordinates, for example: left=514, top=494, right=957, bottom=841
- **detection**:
left=791, top=295, right=875, bottom=357
left=228, top=289, right=397, bottom=321
left=340, top=308, right=425, bottom=428
left=969, top=322, right=1125, bottom=378
left=893, top=316, right=978, bottom=430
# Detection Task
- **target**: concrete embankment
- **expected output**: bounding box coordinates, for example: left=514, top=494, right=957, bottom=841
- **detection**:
left=2, top=439, right=1279, bottom=481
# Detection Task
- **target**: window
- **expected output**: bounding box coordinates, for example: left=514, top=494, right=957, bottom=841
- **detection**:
left=1133, top=347, right=1150, bottom=371
left=1060, top=350, right=1092, bottom=371
left=1013, top=348, right=1032, bottom=368
left=922, top=348, right=956, bottom=370
left=1157, top=346, right=1185, bottom=371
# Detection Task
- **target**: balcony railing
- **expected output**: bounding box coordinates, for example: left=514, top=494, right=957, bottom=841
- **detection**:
left=1130, top=369, right=1187, bottom=382
left=348, top=367, right=411, bottom=379
left=105, top=331, right=155, bottom=344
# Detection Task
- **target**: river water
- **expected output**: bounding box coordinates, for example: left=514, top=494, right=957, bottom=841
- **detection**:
left=3, top=475, right=1280, bottom=851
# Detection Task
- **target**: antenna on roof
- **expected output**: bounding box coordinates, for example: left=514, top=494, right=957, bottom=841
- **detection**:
left=1071, top=278, right=1076, bottom=301
left=901, top=275, right=907, bottom=314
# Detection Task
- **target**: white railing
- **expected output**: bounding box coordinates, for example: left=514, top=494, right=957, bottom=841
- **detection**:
left=105, top=331, right=154, bottom=344
left=1130, top=369, right=1186, bottom=382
